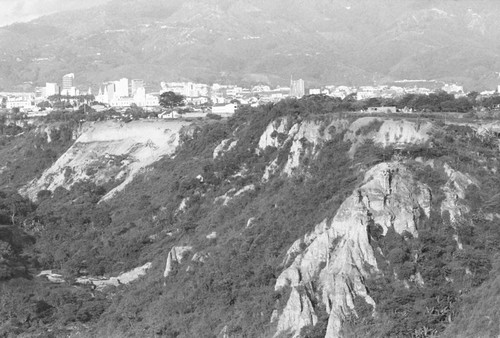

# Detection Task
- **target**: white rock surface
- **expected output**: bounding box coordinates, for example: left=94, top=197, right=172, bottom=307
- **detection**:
left=274, top=162, right=431, bottom=337
left=206, top=232, right=217, bottom=239
left=258, top=117, right=289, bottom=150
left=259, top=116, right=427, bottom=179
left=213, top=138, right=238, bottom=159
left=21, top=120, right=189, bottom=201
left=259, top=117, right=348, bottom=178
left=345, top=117, right=432, bottom=156
left=192, top=252, right=209, bottom=263
left=282, top=120, right=332, bottom=175
left=76, top=262, right=152, bottom=290
left=37, top=270, right=65, bottom=283
left=176, top=197, right=189, bottom=214
left=441, top=163, right=477, bottom=224
left=164, top=246, right=193, bottom=278
left=275, top=288, right=318, bottom=334
left=215, top=184, right=255, bottom=206
left=374, top=119, right=432, bottom=147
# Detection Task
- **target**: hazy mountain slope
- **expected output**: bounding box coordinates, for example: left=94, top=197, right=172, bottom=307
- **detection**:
left=1, top=0, right=500, bottom=90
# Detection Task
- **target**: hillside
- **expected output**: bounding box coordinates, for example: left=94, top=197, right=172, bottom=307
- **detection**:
left=1, top=99, right=500, bottom=337
left=2, top=0, right=500, bottom=90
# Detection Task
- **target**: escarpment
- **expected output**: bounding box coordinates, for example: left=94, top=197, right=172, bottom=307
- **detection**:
left=20, top=120, right=189, bottom=201
left=273, top=162, right=431, bottom=337
left=4, top=102, right=500, bottom=338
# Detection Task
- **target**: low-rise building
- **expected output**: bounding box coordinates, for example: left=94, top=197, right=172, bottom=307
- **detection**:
left=367, top=106, right=397, bottom=114
left=211, top=103, right=237, bottom=116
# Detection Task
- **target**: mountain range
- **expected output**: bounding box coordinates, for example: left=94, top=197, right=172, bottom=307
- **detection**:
left=1, top=0, right=500, bottom=91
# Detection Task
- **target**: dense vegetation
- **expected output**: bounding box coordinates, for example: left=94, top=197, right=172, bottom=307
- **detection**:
left=0, top=120, right=76, bottom=190
left=0, top=96, right=500, bottom=337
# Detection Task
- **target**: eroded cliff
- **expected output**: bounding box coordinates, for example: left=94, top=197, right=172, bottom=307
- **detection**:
left=273, top=162, right=431, bottom=337
left=21, top=120, right=189, bottom=201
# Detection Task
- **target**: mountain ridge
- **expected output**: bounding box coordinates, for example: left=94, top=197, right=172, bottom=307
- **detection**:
left=1, top=0, right=500, bottom=91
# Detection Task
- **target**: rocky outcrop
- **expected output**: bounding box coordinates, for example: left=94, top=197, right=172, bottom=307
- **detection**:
left=345, top=117, right=432, bottom=156
left=258, top=117, right=290, bottom=150
left=164, top=246, right=193, bottom=278
left=274, top=288, right=318, bottom=334
left=21, top=120, right=189, bottom=201
left=274, top=162, right=431, bottom=337
left=259, top=117, right=349, bottom=178
left=282, top=120, right=336, bottom=175
left=214, top=184, right=256, bottom=206
left=39, top=262, right=153, bottom=290
left=374, top=119, right=432, bottom=147
left=259, top=116, right=430, bottom=180
left=213, top=138, right=238, bottom=159
left=441, top=163, right=477, bottom=224
left=37, top=270, right=65, bottom=283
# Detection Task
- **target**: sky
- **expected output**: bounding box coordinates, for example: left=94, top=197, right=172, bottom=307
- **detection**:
left=0, top=0, right=110, bottom=27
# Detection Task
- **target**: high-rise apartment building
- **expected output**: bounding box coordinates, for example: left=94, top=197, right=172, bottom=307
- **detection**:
left=131, top=79, right=144, bottom=96
left=45, top=83, right=60, bottom=97
left=105, top=82, right=116, bottom=103
left=62, top=73, right=75, bottom=90
left=114, top=78, right=129, bottom=97
left=290, top=77, right=305, bottom=98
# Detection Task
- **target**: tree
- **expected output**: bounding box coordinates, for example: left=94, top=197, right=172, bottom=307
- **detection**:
left=159, top=91, right=185, bottom=109
left=37, top=101, right=51, bottom=109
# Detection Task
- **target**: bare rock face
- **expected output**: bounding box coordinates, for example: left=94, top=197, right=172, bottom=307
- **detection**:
left=441, top=163, right=477, bottom=224
left=274, top=162, right=431, bottom=337
left=164, top=246, right=193, bottom=278
left=259, top=117, right=349, bottom=179
left=345, top=117, right=433, bottom=157
left=259, top=117, right=430, bottom=181
left=76, top=262, right=152, bottom=290
left=21, top=120, right=189, bottom=201
left=374, top=119, right=432, bottom=147
left=258, top=117, right=290, bottom=150
left=214, top=184, right=255, bottom=206
left=282, top=120, right=336, bottom=176
left=213, top=138, right=238, bottom=159
left=274, top=288, right=318, bottom=334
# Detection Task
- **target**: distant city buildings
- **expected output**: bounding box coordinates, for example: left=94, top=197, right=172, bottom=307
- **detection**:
left=114, top=78, right=129, bottom=98
left=61, top=73, right=78, bottom=96
left=46, top=83, right=60, bottom=97
left=290, top=78, right=305, bottom=98
left=95, top=77, right=158, bottom=107
left=62, top=73, right=74, bottom=90
left=0, top=92, right=35, bottom=110
left=211, top=103, right=237, bottom=116
left=131, top=79, right=144, bottom=96
left=2, top=71, right=498, bottom=115
left=442, top=84, right=464, bottom=96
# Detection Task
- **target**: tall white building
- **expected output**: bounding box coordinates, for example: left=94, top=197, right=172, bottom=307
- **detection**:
left=45, top=83, right=60, bottom=97
left=161, top=82, right=209, bottom=98
left=131, top=79, right=144, bottom=96
left=114, top=78, right=129, bottom=98
left=290, top=78, right=305, bottom=98
left=61, top=87, right=78, bottom=96
left=62, top=73, right=74, bottom=90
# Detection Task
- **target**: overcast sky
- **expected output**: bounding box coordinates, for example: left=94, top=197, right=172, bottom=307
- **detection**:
left=0, top=0, right=110, bottom=26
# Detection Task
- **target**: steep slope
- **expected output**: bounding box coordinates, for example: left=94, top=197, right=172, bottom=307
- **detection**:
left=2, top=99, right=500, bottom=337
left=21, top=120, right=190, bottom=201
left=274, top=162, right=431, bottom=337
